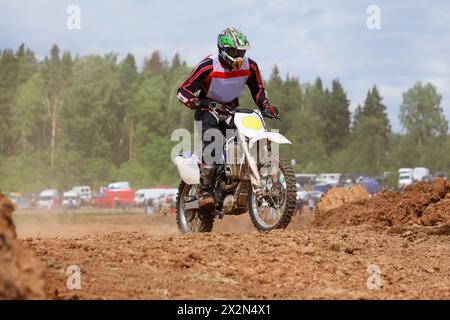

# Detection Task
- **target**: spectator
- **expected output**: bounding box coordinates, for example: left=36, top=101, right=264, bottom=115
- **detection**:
left=308, top=196, right=315, bottom=212
left=145, top=198, right=154, bottom=215
left=169, top=195, right=176, bottom=214
left=69, top=198, right=75, bottom=209
left=153, top=197, right=161, bottom=213
left=295, top=197, right=303, bottom=215
left=161, top=196, right=170, bottom=216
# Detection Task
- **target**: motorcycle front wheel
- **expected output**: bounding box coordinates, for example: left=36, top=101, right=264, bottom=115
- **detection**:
left=176, top=181, right=214, bottom=233
left=248, top=158, right=296, bottom=231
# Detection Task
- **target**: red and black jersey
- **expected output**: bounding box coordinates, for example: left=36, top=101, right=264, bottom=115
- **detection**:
left=177, top=54, right=269, bottom=109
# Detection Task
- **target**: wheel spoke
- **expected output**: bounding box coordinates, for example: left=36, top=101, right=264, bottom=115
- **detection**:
left=177, top=183, right=213, bottom=233
left=261, top=206, right=269, bottom=221
left=252, top=162, right=290, bottom=229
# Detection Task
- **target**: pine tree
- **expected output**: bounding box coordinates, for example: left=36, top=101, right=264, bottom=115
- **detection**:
left=171, top=53, right=181, bottom=69
left=17, top=43, right=25, bottom=57
left=61, top=52, right=74, bottom=78
left=314, top=79, right=351, bottom=154
left=350, top=86, right=391, bottom=170
left=269, top=65, right=282, bottom=87
left=143, top=51, right=163, bottom=76
left=304, top=77, right=325, bottom=114
left=277, top=73, right=303, bottom=135
left=361, top=86, right=390, bottom=137
left=266, top=65, right=283, bottom=116
left=314, top=77, right=324, bottom=93
left=352, top=104, right=363, bottom=129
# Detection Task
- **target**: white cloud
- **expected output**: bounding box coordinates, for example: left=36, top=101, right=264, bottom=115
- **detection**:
left=378, top=85, right=405, bottom=100
left=422, top=61, right=450, bottom=76
left=424, top=77, right=450, bottom=91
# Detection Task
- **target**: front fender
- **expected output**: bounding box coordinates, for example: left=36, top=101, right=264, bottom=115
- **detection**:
left=249, top=132, right=291, bottom=148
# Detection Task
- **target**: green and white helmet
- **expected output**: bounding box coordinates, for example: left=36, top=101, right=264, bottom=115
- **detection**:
left=217, top=27, right=250, bottom=70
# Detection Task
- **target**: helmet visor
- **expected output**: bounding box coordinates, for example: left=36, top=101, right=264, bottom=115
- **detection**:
left=224, top=47, right=246, bottom=58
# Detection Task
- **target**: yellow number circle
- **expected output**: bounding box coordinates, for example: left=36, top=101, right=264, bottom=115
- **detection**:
left=242, top=116, right=262, bottom=130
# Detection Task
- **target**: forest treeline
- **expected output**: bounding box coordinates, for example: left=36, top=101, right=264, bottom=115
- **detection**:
left=0, top=44, right=449, bottom=192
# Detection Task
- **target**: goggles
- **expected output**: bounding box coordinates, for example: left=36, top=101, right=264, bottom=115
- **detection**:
left=224, top=47, right=246, bottom=58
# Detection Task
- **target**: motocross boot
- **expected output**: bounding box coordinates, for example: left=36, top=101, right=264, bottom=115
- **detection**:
left=198, top=165, right=216, bottom=211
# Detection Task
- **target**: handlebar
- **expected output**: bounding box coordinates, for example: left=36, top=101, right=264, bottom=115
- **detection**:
left=197, top=99, right=281, bottom=120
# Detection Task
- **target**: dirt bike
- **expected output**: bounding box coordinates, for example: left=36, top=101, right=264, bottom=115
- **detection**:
left=173, top=100, right=296, bottom=233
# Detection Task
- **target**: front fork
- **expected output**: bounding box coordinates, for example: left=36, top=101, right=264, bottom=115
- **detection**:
left=237, top=131, right=262, bottom=196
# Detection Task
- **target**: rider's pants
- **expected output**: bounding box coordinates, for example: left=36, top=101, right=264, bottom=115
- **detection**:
left=194, top=109, right=236, bottom=192
left=194, top=109, right=236, bottom=165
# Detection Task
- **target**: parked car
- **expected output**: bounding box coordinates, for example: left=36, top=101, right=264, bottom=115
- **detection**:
left=90, top=193, right=110, bottom=208
left=356, top=177, right=381, bottom=195
left=62, top=191, right=81, bottom=209
left=297, top=191, right=323, bottom=214
left=16, top=196, right=32, bottom=209
left=304, top=191, right=323, bottom=203
left=295, top=174, right=318, bottom=189
left=338, top=173, right=366, bottom=187
left=5, top=193, right=32, bottom=210
left=72, top=186, right=92, bottom=204
left=38, top=189, right=60, bottom=208
left=91, top=188, right=134, bottom=209
left=398, top=167, right=431, bottom=189
left=313, top=183, right=334, bottom=193
left=134, top=186, right=177, bottom=207
left=107, top=181, right=130, bottom=190
left=398, top=168, right=414, bottom=189
left=316, top=173, right=341, bottom=186
left=297, top=189, right=309, bottom=202
left=413, top=167, right=430, bottom=182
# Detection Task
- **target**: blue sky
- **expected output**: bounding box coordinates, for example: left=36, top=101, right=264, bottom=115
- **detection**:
left=1, top=0, right=449, bottom=132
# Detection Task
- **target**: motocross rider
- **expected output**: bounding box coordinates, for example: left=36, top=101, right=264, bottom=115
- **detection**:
left=177, top=27, right=279, bottom=211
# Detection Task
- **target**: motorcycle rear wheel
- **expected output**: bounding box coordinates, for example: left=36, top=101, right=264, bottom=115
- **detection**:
left=176, top=181, right=214, bottom=233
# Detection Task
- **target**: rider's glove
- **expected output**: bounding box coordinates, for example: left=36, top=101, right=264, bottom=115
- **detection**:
left=187, top=97, right=201, bottom=110
left=262, top=103, right=279, bottom=118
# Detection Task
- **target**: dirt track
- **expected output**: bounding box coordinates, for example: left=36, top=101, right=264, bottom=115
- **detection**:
left=5, top=179, right=449, bottom=299
left=13, top=209, right=449, bottom=300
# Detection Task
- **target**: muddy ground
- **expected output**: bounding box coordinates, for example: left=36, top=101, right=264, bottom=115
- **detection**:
left=12, top=203, right=449, bottom=299
left=1, top=179, right=447, bottom=299
left=0, top=193, right=45, bottom=299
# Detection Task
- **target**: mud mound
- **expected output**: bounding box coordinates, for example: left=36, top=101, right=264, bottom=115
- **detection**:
left=316, top=184, right=369, bottom=212
left=0, top=193, right=45, bottom=299
left=314, top=178, right=450, bottom=231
